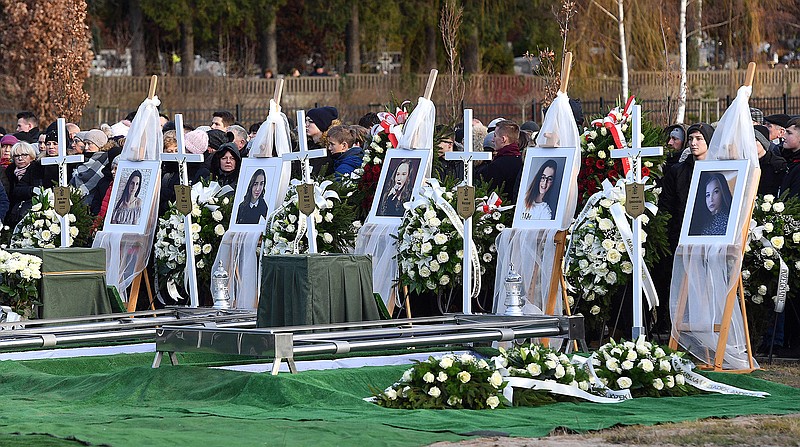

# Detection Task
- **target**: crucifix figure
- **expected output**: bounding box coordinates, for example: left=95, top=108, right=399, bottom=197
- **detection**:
left=445, top=109, right=492, bottom=315
left=610, top=104, right=663, bottom=339
left=280, top=110, right=328, bottom=253
left=40, top=118, right=84, bottom=247
left=160, top=114, right=205, bottom=307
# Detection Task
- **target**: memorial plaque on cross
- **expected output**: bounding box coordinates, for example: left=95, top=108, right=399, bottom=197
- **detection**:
left=160, top=114, right=205, bottom=307
left=40, top=118, right=84, bottom=247
left=610, top=104, right=663, bottom=339
left=445, top=109, right=492, bottom=315
left=280, top=110, right=328, bottom=253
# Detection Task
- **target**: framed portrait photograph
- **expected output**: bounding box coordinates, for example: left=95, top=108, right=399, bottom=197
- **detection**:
left=104, top=160, right=161, bottom=234
left=228, top=157, right=285, bottom=232
left=512, top=147, right=576, bottom=230
left=366, top=149, right=432, bottom=225
left=679, top=160, right=751, bottom=245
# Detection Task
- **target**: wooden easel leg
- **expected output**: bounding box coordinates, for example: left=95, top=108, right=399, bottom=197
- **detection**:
left=714, top=280, right=741, bottom=370
left=403, top=286, right=412, bottom=319
left=738, top=276, right=755, bottom=370
left=669, top=274, right=689, bottom=351
left=143, top=272, right=155, bottom=311
left=127, top=273, right=142, bottom=312
left=386, top=288, right=396, bottom=317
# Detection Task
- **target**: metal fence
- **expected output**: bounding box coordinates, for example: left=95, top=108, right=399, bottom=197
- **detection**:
left=1, top=95, right=798, bottom=133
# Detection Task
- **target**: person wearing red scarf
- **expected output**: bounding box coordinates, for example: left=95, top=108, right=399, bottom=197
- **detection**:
left=476, top=120, right=523, bottom=202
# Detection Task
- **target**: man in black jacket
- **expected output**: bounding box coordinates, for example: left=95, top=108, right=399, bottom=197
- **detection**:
left=476, top=120, right=522, bottom=202
left=779, top=117, right=800, bottom=198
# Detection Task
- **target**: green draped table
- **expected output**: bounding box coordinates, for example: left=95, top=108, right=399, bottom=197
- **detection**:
left=10, top=248, right=114, bottom=319
left=258, top=254, right=380, bottom=328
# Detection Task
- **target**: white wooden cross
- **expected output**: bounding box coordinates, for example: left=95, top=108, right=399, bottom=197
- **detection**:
left=40, top=118, right=84, bottom=247
left=610, top=104, right=663, bottom=339
left=280, top=110, right=328, bottom=253
left=160, top=114, right=205, bottom=308
left=445, top=109, right=492, bottom=315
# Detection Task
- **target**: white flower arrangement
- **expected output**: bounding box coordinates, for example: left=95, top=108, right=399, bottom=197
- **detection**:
left=262, top=180, right=357, bottom=255
left=743, top=194, right=800, bottom=310
left=371, top=353, right=507, bottom=410
left=588, top=336, right=698, bottom=398
left=10, top=187, right=85, bottom=249
left=154, top=182, right=232, bottom=302
left=0, top=249, right=43, bottom=316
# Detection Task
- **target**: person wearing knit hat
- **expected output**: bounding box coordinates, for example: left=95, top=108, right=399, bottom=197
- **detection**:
left=305, top=106, right=339, bottom=177
left=184, top=128, right=209, bottom=154
left=42, top=128, right=60, bottom=157
left=206, top=129, right=227, bottom=153
left=70, top=129, right=112, bottom=210
left=754, top=124, right=787, bottom=196
left=659, top=122, right=714, bottom=252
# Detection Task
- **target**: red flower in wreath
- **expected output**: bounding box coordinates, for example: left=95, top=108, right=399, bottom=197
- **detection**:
left=642, top=166, right=651, bottom=178
left=584, top=157, right=595, bottom=167
left=608, top=169, right=618, bottom=179
left=596, top=160, right=605, bottom=169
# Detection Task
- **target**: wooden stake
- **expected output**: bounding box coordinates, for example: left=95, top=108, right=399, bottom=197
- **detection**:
left=744, top=62, right=756, bottom=88
left=559, top=52, right=573, bottom=94
left=423, top=69, right=438, bottom=100
left=273, top=78, right=285, bottom=104
left=148, top=75, right=158, bottom=99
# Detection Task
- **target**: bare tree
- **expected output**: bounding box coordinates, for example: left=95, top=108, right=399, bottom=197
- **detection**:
left=677, top=0, right=688, bottom=123
left=591, top=0, right=629, bottom=98
left=440, top=0, right=464, bottom=123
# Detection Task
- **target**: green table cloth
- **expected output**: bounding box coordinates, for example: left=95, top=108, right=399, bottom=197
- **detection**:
left=258, top=254, right=380, bottom=327
left=10, top=248, right=113, bottom=319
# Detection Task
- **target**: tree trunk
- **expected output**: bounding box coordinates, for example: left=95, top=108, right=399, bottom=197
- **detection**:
left=618, top=0, right=628, bottom=99
left=677, top=0, right=688, bottom=124
left=180, top=20, right=194, bottom=77
left=263, top=9, right=278, bottom=74
left=462, top=24, right=480, bottom=74
left=425, top=20, right=437, bottom=71
left=345, top=2, right=361, bottom=73
left=129, top=0, right=146, bottom=76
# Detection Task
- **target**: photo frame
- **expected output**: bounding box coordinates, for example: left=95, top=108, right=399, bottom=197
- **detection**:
left=228, top=157, right=285, bottom=232
left=679, top=159, right=750, bottom=245
left=512, top=147, right=576, bottom=230
left=104, top=160, right=161, bottom=234
left=366, top=149, right=432, bottom=225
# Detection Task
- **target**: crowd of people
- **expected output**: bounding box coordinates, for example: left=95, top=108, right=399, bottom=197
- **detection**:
left=0, top=102, right=798, bottom=353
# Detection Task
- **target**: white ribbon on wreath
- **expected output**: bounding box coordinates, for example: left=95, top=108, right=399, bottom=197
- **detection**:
left=748, top=220, right=790, bottom=313
left=190, top=181, right=234, bottom=211
left=567, top=178, right=659, bottom=309
left=403, top=178, right=482, bottom=298
left=268, top=179, right=340, bottom=254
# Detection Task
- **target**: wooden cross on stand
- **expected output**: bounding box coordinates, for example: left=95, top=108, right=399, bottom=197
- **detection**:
left=445, top=109, right=491, bottom=315
left=40, top=118, right=84, bottom=247
left=160, top=114, right=205, bottom=308
left=280, top=110, right=327, bottom=253
left=610, top=104, right=663, bottom=340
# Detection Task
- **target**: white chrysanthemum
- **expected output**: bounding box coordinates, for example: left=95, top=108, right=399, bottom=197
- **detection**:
left=212, top=210, right=223, bottom=222
left=419, top=266, right=431, bottom=278
left=771, top=236, right=785, bottom=249
left=639, top=358, right=654, bottom=373
left=526, top=363, right=542, bottom=376
left=598, top=218, right=613, bottom=230
left=482, top=253, right=493, bottom=262
left=554, top=364, right=566, bottom=378
left=764, top=194, right=775, bottom=203
left=439, top=275, right=450, bottom=286
left=421, top=242, right=432, bottom=253
left=761, top=202, right=772, bottom=212
left=675, top=374, right=685, bottom=386
left=429, top=260, right=440, bottom=272
left=322, top=233, right=334, bottom=244
left=427, top=386, right=441, bottom=398
left=659, top=359, right=671, bottom=372
left=437, top=251, right=449, bottom=263
left=439, top=356, right=454, bottom=369
left=794, top=232, right=800, bottom=244
left=437, top=371, right=448, bottom=382
left=590, top=305, right=601, bottom=315
left=202, top=244, right=212, bottom=254
left=773, top=202, right=785, bottom=213
left=764, top=260, right=775, bottom=270
left=423, top=372, right=435, bottom=383
left=423, top=209, right=437, bottom=220
left=486, top=395, right=500, bottom=409
left=601, top=239, right=615, bottom=250
left=457, top=371, right=471, bottom=383
left=621, top=261, right=633, bottom=274
left=617, top=377, right=632, bottom=389
left=214, top=224, right=225, bottom=236
left=653, top=378, right=664, bottom=390
left=433, top=233, right=448, bottom=245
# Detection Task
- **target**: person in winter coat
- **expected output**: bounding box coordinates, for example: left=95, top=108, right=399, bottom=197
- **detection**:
left=4, top=141, right=44, bottom=228
left=476, top=120, right=523, bottom=202
left=210, top=142, right=241, bottom=192
left=325, top=125, right=364, bottom=179
left=658, top=122, right=714, bottom=251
